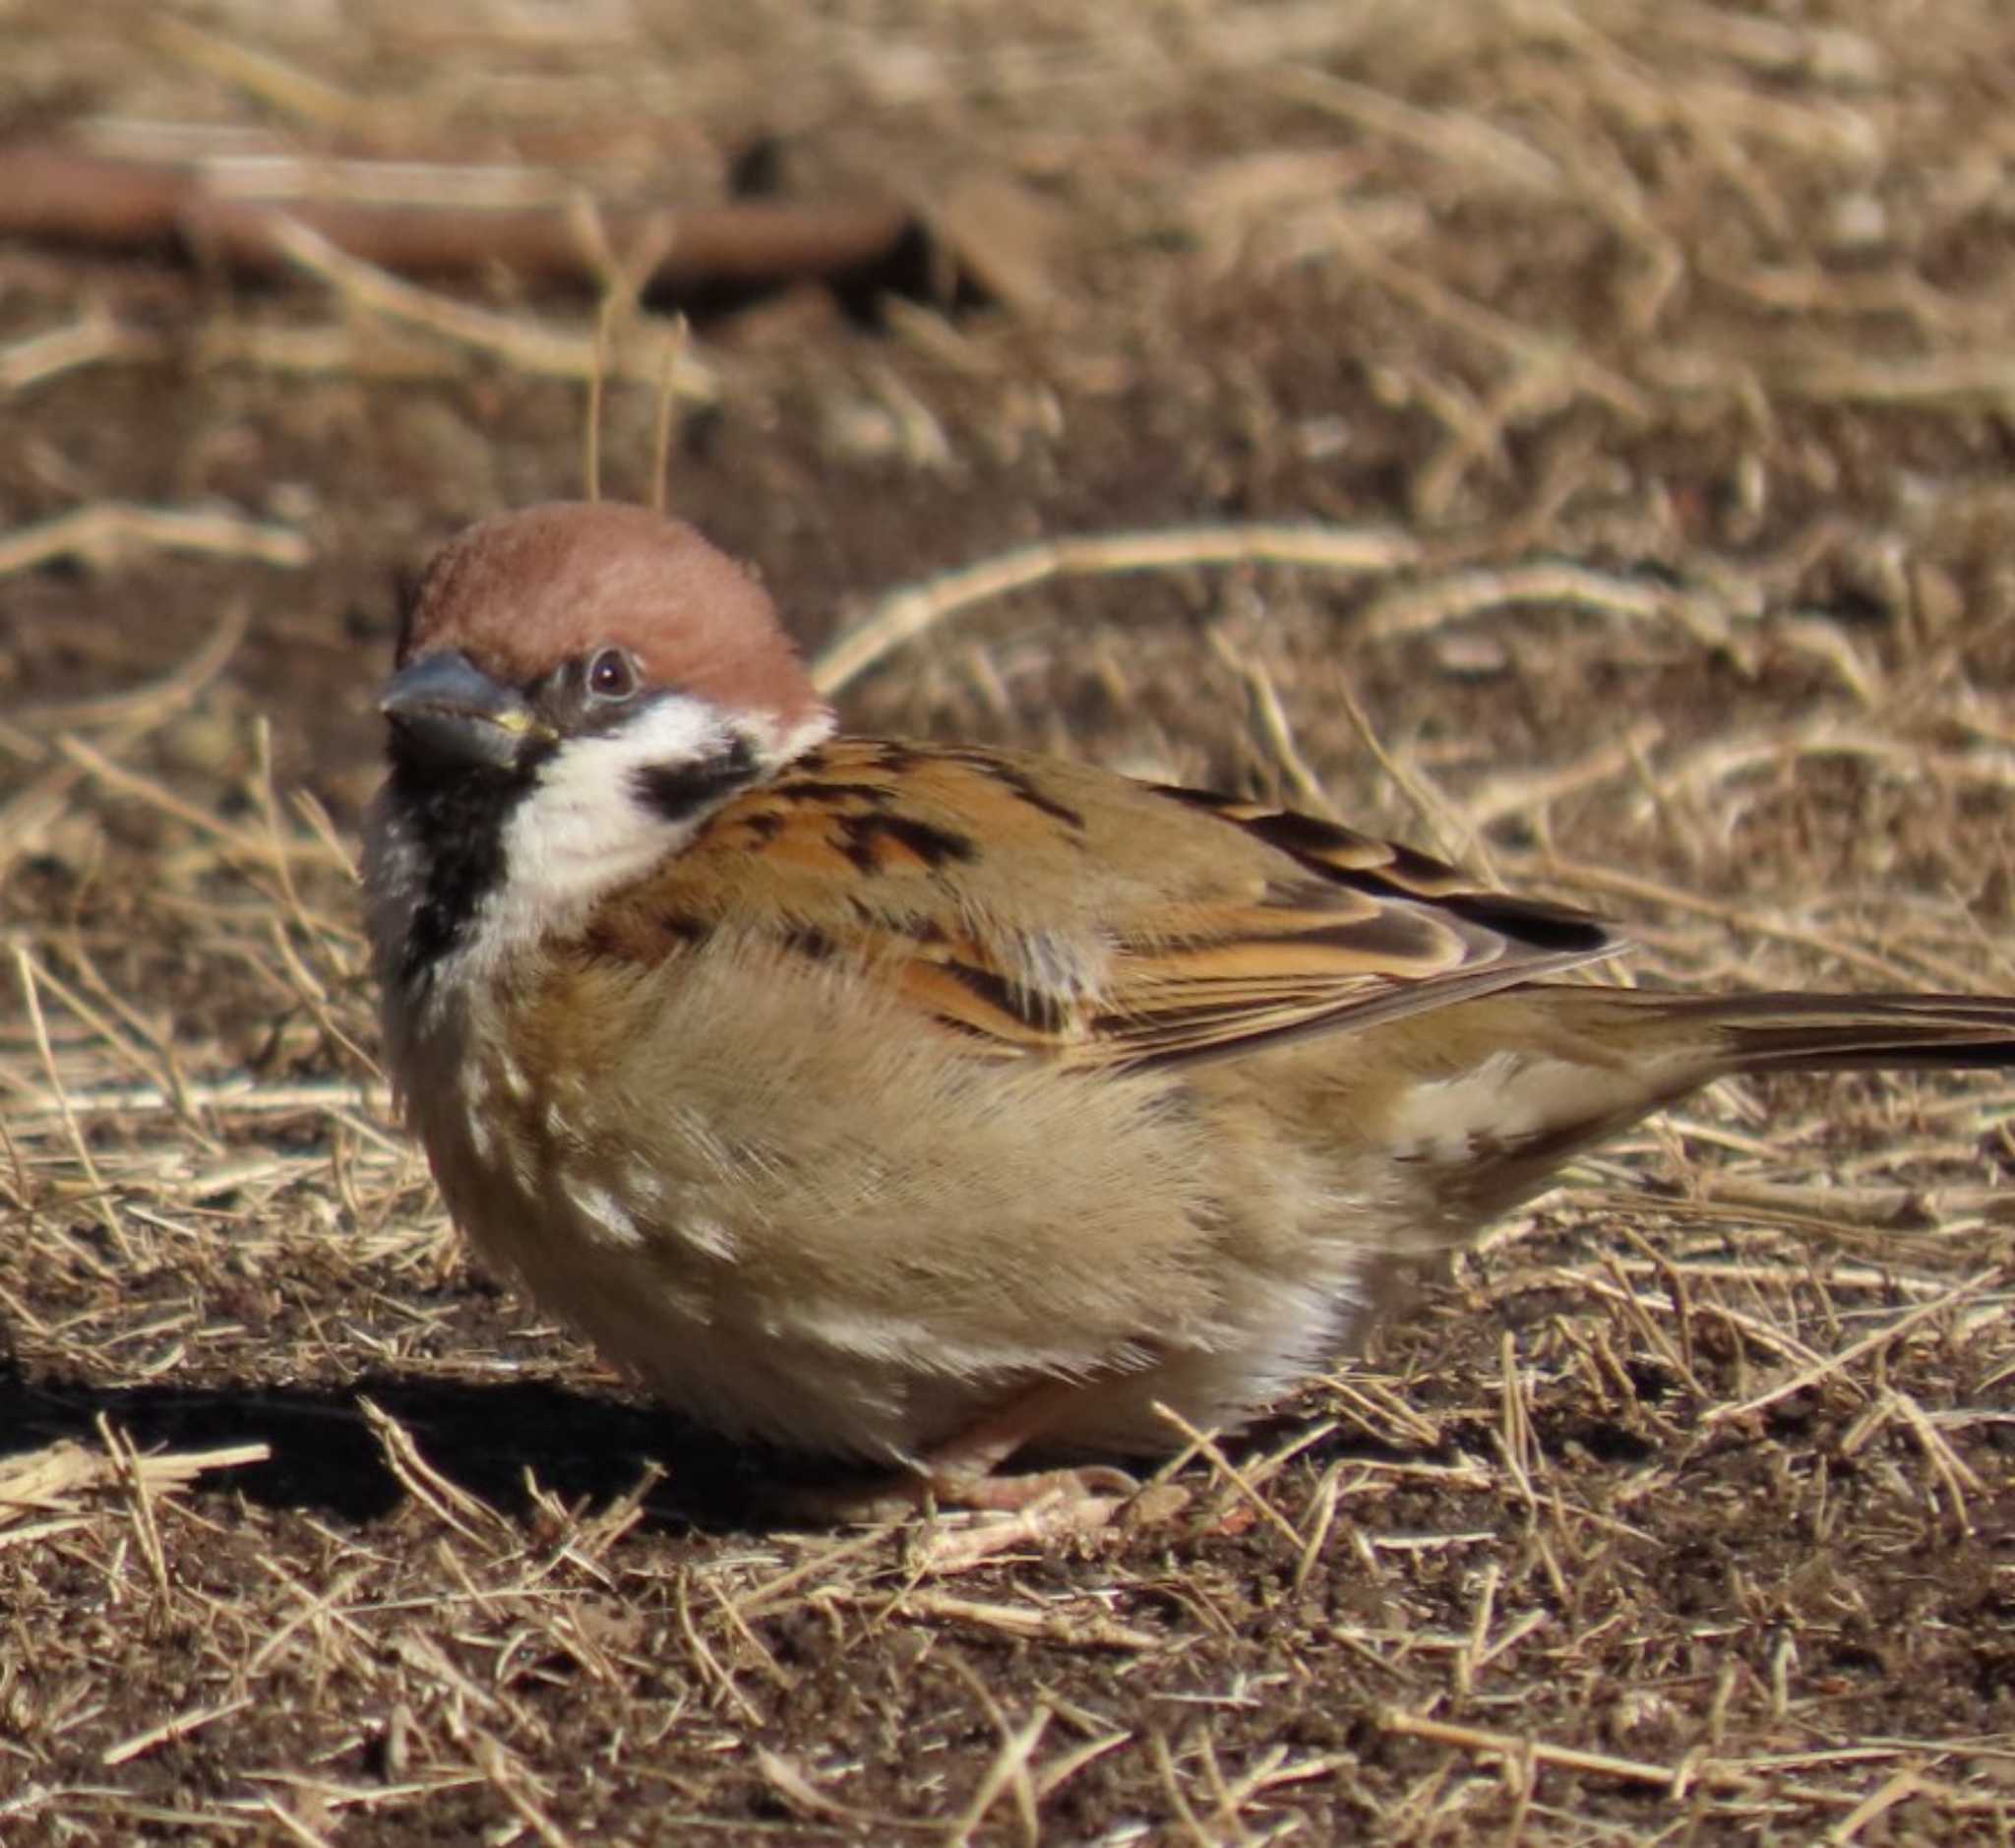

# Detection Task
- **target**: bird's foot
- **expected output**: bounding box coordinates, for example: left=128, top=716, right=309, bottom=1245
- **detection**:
left=776, top=1379, right=1192, bottom=1565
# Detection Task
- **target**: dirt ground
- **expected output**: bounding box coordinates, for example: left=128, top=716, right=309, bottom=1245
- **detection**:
left=3, top=2, right=2014, bottom=1841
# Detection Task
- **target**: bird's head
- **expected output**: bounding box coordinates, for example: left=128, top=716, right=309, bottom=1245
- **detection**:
left=365, top=501, right=833, bottom=991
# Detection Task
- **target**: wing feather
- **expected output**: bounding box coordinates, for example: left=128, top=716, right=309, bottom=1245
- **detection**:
left=585, top=739, right=1622, bottom=1070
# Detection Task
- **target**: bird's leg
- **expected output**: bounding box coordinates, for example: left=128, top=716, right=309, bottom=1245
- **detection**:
left=917, top=1377, right=1139, bottom=1509
left=781, top=1378, right=1188, bottom=1559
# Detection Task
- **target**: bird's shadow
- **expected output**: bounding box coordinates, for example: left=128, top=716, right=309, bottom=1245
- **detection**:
left=0, top=1352, right=1468, bottom=1540
left=0, top=1362, right=796, bottom=1534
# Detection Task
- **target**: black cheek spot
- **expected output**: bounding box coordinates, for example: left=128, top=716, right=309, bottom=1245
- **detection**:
left=632, top=736, right=759, bottom=823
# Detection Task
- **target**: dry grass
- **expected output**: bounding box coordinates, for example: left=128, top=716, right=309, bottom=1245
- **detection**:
left=3, top=1, right=2014, bottom=1841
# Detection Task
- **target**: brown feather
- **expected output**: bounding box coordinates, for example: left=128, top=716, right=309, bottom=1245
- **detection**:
left=585, top=737, right=1621, bottom=1071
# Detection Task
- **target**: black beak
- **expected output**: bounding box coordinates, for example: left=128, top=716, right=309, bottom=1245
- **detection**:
left=380, top=650, right=544, bottom=771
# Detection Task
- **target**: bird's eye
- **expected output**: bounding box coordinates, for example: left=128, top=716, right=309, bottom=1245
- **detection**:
left=586, top=647, right=638, bottom=701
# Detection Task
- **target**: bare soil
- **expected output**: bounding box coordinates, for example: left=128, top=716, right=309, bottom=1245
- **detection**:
left=3, top=3, right=2013, bottom=1842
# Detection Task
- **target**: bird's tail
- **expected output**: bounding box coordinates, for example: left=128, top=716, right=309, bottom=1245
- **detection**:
left=1369, top=985, right=2015, bottom=1235
left=1633, top=991, right=2015, bottom=1076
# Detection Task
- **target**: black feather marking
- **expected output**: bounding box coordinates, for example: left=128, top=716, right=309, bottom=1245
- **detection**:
left=1144, top=783, right=1615, bottom=958
left=1437, top=893, right=1613, bottom=955
left=782, top=925, right=838, bottom=962
left=982, top=761, right=1086, bottom=831
left=1149, top=780, right=1246, bottom=813
left=778, top=779, right=897, bottom=807
left=1229, top=806, right=1385, bottom=863
left=837, top=812, right=979, bottom=874
left=881, top=744, right=1086, bottom=829
left=942, top=957, right=1067, bottom=1029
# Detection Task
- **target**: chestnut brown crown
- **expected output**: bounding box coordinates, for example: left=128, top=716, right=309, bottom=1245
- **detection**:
left=399, top=501, right=827, bottom=736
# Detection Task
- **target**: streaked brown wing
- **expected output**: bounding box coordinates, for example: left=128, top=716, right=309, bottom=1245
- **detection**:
left=1094, top=785, right=1620, bottom=1068
left=597, top=739, right=1622, bottom=1071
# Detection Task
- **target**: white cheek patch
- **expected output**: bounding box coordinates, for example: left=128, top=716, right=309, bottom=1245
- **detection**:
left=514, top=695, right=723, bottom=876
left=465, top=695, right=748, bottom=966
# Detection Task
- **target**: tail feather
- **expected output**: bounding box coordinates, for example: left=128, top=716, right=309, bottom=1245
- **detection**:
left=1646, top=992, right=2015, bottom=1075
left=1381, top=986, right=2014, bottom=1234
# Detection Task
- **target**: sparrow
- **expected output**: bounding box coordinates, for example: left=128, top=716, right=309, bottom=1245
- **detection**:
left=361, top=500, right=2015, bottom=1517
